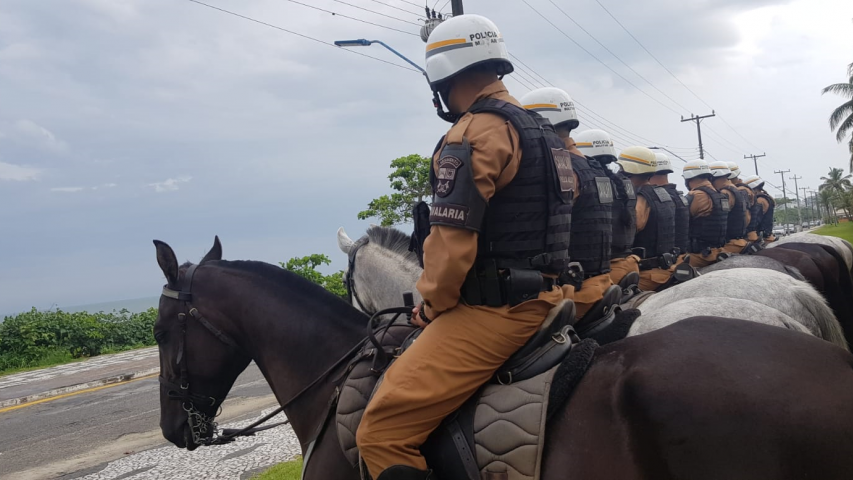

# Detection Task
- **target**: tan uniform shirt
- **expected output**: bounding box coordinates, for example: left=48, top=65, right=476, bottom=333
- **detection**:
left=687, top=178, right=715, bottom=218
left=733, top=179, right=755, bottom=206
left=417, top=80, right=522, bottom=319
left=756, top=196, right=771, bottom=214
left=635, top=194, right=651, bottom=232
left=713, top=178, right=751, bottom=226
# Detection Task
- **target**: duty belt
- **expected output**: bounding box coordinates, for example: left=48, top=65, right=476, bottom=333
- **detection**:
left=461, top=261, right=560, bottom=308
left=638, top=253, right=675, bottom=271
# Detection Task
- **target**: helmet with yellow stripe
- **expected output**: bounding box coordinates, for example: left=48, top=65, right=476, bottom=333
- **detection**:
left=682, top=159, right=712, bottom=180
left=617, top=146, right=657, bottom=175
left=727, top=162, right=740, bottom=179
left=743, top=175, right=766, bottom=190
left=520, top=87, right=579, bottom=130
left=573, top=129, right=615, bottom=162
left=654, top=152, right=673, bottom=175
left=708, top=161, right=731, bottom=178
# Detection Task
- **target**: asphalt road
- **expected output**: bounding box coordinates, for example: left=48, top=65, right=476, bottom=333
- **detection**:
left=0, top=364, right=278, bottom=480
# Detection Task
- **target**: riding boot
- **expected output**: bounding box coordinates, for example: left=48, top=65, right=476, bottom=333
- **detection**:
left=376, top=465, right=437, bottom=480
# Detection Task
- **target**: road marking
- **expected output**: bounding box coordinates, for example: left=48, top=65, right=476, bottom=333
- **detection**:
left=0, top=373, right=159, bottom=414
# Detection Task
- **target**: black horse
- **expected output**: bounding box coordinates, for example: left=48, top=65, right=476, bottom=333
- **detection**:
left=153, top=237, right=853, bottom=479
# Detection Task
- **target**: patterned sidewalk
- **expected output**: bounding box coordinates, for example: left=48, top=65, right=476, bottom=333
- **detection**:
left=75, top=408, right=300, bottom=480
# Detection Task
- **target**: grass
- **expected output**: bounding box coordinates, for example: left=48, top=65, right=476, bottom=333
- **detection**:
left=0, top=344, right=151, bottom=378
left=252, top=458, right=303, bottom=480
left=814, top=221, right=853, bottom=244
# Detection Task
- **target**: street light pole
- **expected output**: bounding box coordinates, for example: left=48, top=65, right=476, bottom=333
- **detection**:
left=648, top=146, right=689, bottom=163
left=334, top=39, right=426, bottom=76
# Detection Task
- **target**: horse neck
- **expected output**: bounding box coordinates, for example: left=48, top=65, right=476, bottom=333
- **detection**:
left=358, top=244, right=423, bottom=312
left=204, top=264, right=366, bottom=443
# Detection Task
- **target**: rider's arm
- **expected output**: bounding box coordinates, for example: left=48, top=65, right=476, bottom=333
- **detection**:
left=635, top=195, right=650, bottom=232
left=689, top=190, right=713, bottom=218
left=757, top=196, right=770, bottom=214
left=416, top=113, right=521, bottom=320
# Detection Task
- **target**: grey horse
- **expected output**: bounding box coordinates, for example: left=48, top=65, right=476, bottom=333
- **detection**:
left=337, top=226, right=848, bottom=351
left=631, top=268, right=849, bottom=351
left=699, top=254, right=806, bottom=280
left=770, top=232, right=853, bottom=271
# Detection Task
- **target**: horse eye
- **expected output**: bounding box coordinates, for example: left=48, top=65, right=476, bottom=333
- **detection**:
left=154, top=331, right=167, bottom=343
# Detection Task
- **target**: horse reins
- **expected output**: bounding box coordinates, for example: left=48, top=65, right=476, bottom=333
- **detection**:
left=159, top=263, right=367, bottom=447
left=346, top=238, right=373, bottom=315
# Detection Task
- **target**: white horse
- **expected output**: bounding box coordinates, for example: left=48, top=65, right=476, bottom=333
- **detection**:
left=337, top=226, right=849, bottom=351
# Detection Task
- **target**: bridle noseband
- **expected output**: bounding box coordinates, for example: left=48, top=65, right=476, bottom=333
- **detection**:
left=346, top=237, right=374, bottom=315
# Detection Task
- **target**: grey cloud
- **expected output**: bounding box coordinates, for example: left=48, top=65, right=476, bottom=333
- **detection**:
left=0, top=160, right=40, bottom=181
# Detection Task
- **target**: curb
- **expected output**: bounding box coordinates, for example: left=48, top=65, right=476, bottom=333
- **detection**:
left=0, top=367, right=161, bottom=409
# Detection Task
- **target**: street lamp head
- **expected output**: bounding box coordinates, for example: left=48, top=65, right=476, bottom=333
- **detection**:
left=334, top=39, right=372, bottom=47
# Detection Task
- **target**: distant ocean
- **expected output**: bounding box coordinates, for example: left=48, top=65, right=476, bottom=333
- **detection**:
left=1, top=296, right=160, bottom=321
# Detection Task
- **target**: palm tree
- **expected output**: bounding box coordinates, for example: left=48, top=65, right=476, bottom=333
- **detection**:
left=822, top=63, right=853, bottom=172
left=819, top=167, right=852, bottom=194
left=819, top=189, right=837, bottom=223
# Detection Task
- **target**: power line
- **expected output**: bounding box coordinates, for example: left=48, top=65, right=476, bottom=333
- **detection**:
left=365, top=0, right=424, bottom=17
left=398, top=0, right=428, bottom=8
left=521, top=0, right=682, bottom=116
left=330, top=0, right=422, bottom=26
left=285, top=0, right=418, bottom=36
left=546, top=0, right=690, bottom=114
left=184, top=0, right=421, bottom=72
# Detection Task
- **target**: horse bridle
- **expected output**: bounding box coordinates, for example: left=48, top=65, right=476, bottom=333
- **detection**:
left=346, top=238, right=373, bottom=315
left=159, top=263, right=367, bottom=448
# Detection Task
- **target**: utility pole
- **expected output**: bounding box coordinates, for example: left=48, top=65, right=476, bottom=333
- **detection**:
left=800, top=186, right=813, bottom=224
left=790, top=175, right=803, bottom=230
left=744, top=153, right=766, bottom=176
left=451, top=0, right=463, bottom=15
left=774, top=169, right=790, bottom=228
left=681, top=111, right=715, bottom=160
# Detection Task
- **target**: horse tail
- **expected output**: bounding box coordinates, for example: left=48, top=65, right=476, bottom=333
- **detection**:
left=791, top=282, right=850, bottom=352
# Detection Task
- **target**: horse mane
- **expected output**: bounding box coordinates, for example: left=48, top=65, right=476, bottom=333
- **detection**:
left=365, top=226, right=419, bottom=265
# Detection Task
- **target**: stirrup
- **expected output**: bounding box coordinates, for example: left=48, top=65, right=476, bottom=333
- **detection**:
left=575, top=285, right=621, bottom=337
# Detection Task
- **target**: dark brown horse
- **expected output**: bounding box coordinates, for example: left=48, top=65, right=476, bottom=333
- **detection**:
left=153, top=238, right=853, bottom=479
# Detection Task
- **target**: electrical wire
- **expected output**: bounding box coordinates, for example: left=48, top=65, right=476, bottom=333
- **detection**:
left=365, top=0, right=424, bottom=18
left=284, top=0, right=418, bottom=36
left=330, top=0, right=422, bottom=26
left=184, top=0, right=421, bottom=72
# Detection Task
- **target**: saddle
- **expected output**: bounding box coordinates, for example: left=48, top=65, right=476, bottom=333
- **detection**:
left=335, top=300, right=587, bottom=480
left=573, top=285, right=622, bottom=338
left=617, top=271, right=641, bottom=304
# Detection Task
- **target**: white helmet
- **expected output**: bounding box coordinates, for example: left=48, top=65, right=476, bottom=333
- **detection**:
left=654, top=152, right=673, bottom=175
left=727, top=162, right=740, bottom=179
left=708, top=161, right=731, bottom=178
left=424, top=14, right=512, bottom=87
left=682, top=159, right=712, bottom=180
left=520, top=87, right=579, bottom=130
left=744, top=175, right=765, bottom=190
left=617, top=146, right=657, bottom=175
left=573, top=129, right=615, bottom=162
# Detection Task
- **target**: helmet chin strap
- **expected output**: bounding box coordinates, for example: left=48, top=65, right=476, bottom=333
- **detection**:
left=432, top=89, right=460, bottom=123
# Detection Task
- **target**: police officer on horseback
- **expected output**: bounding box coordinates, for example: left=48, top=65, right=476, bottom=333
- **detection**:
left=744, top=175, right=777, bottom=243
left=649, top=153, right=690, bottom=259
left=356, top=15, right=571, bottom=480
left=520, top=88, right=617, bottom=321
left=617, top=147, right=678, bottom=291
left=682, top=160, right=731, bottom=267
left=709, top=161, right=751, bottom=254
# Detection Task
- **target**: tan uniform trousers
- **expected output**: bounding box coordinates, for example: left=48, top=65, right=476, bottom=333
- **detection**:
left=356, top=287, right=563, bottom=477
left=639, top=267, right=672, bottom=291
left=688, top=247, right=724, bottom=268
left=608, top=256, right=641, bottom=287
left=573, top=273, right=614, bottom=319
left=722, top=239, right=749, bottom=254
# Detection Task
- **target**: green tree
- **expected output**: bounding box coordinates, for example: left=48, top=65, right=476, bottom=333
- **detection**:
left=821, top=62, right=853, bottom=172
left=819, top=188, right=838, bottom=223
left=819, top=167, right=852, bottom=219
left=280, top=254, right=346, bottom=297
left=358, top=154, right=431, bottom=226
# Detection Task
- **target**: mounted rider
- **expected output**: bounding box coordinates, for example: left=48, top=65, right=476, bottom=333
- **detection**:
left=744, top=175, right=777, bottom=243
left=521, top=88, right=615, bottom=320
left=728, top=162, right=756, bottom=208
left=709, top=161, right=751, bottom=254
left=618, top=147, right=678, bottom=292
left=356, top=15, right=570, bottom=480
left=574, top=129, right=641, bottom=291
left=683, top=160, right=731, bottom=268
left=649, top=152, right=690, bottom=257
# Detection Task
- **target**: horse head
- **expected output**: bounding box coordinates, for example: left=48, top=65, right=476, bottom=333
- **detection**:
left=337, top=226, right=423, bottom=315
left=152, top=236, right=251, bottom=450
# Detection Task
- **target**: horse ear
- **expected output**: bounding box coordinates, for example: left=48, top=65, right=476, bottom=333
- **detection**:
left=201, top=235, right=222, bottom=264
left=337, top=227, right=354, bottom=254
left=153, top=240, right=179, bottom=286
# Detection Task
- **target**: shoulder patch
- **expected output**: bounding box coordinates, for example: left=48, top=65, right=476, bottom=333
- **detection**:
left=654, top=187, right=673, bottom=203
left=720, top=196, right=731, bottom=212
left=551, top=148, right=575, bottom=193
left=435, top=155, right=462, bottom=198
left=624, top=180, right=635, bottom=199
left=680, top=195, right=689, bottom=206
left=429, top=202, right=469, bottom=226
left=595, top=177, right=614, bottom=204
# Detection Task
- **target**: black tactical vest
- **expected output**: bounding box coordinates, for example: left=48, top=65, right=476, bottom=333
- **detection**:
left=633, top=185, right=676, bottom=258
left=662, top=183, right=690, bottom=254
left=604, top=169, right=636, bottom=258
left=569, top=154, right=613, bottom=276
left=428, top=98, right=573, bottom=274
left=719, top=184, right=748, bottom=240
left=758, top=192, right=775, bottom=237
left=687, top=185, right=730, bottom=251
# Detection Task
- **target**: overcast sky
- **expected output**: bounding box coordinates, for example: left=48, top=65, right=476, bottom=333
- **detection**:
left=1, top=0, right=851, bottom=314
